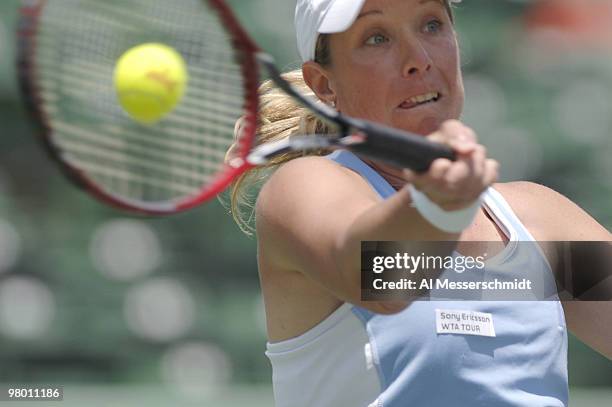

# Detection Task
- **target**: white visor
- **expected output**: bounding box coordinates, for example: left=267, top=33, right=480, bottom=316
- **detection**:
left=295, top=0, right=366, bottom=62
left=294, top=0, right=461, bottom=63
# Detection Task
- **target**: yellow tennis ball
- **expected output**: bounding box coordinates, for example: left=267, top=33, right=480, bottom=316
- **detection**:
left=114, top=43, right=188, bottom=124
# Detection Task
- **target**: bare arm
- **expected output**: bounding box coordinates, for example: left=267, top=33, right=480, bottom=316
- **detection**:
left=257, top=121, right=498, bottom=314
left=257, top=157, right=455, bottom=314
left=563, top=301, right=612, bottom=359
left=503, top=182, right=612, bottom=359
left=553, top=192, right=612, bottom=360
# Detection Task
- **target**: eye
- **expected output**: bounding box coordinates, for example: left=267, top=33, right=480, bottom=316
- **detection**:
left=424, top=19, right=443, bottom=34
left=365, top=33, right=389, bottom=46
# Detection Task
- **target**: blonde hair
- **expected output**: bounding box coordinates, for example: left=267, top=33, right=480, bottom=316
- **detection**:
left=226, top=1, right=456, bottom=235
left=225, top=67, right=335, bottom=235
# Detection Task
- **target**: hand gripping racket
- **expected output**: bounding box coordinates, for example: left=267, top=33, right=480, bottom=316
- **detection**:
left=17, top=0, right=456, bottom=215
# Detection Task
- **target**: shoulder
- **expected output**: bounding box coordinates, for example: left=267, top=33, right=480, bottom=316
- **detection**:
left=492, top=181, right=565, bottom=218
left=256, top=155, right=379, bottom=221
left=259, top=155, right=355, bottom=194
left=491, top=181, right=610, bottom=240
left=255, top=156, right=381, bottom=264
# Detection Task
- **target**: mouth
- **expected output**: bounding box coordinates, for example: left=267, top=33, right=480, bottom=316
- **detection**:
left=398, top=92, right=441, bottom=109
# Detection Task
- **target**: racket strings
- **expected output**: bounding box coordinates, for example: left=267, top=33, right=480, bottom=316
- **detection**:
left=33, top=0, right=249, bottom=204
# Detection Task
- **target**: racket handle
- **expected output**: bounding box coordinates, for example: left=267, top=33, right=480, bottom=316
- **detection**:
left=346, top=120, right=456, bottom=172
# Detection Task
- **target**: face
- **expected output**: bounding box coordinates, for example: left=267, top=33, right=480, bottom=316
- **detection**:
left=317, top=0, right=464, bottom=136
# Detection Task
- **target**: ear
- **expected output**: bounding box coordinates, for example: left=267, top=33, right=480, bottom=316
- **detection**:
left=302, top=61, right=336, bottom=105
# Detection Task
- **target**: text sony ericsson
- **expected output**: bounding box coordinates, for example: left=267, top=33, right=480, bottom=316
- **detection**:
left=372, top=253, right=487, bottom=273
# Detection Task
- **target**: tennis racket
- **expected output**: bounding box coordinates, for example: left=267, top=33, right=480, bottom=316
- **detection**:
left=17, top=0, right=456, bottom=215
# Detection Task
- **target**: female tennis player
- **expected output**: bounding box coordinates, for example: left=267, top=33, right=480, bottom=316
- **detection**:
left=228, top=0, right=611, bottom=405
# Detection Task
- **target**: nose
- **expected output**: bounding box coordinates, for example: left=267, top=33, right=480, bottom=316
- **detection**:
left=400, top=36, right=433, bottom=78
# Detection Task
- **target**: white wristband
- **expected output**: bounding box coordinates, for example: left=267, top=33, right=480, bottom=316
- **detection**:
left=408, top=184, right=482, bottom=233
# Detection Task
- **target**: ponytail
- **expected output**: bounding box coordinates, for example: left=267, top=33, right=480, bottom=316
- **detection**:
left=225, top=69, right=334, bottom=235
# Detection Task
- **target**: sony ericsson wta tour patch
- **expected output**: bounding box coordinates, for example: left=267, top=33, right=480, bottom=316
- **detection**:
left=435, top=309, right=496, bottom=337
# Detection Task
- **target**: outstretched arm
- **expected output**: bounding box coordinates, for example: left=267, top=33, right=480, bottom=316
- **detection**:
left=257, top=121, right=497, bottom=314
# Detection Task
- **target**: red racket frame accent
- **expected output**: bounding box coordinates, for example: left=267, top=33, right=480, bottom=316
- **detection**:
left=17, top=0, right=261, bottom=215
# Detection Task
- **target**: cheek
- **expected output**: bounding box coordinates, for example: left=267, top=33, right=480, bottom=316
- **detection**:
left=454, top=75, right=465, bottom=116
left=432, top=41, right=465, bottom=114
left=333, top=63, right=393, bottom=121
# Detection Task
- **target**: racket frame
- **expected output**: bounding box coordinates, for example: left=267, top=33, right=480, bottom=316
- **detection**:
left=17, top=0, right=455, bottom=216
left=17, top=0, right=263, bottom=215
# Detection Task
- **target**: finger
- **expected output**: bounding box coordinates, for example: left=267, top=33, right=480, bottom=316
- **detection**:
left=445, top=146, right=488, bottom=196
left=428, top=158, right=453, bottom=183
left=467, top=145, right=486, bottom=182
left=482, top=159, right=500, bottom=186
left=476, top=145, right=487, bottom=173
left=457, top=125, right=477, bottom=144
left=411, top=158, right=452, bottom=192
left=439, top=120, right=477, bottom=144
left=444, top=159, right=472, bottom=188
left=449, top=138, right=478, bottom=155
left=426, top=130, right=445, bottom=145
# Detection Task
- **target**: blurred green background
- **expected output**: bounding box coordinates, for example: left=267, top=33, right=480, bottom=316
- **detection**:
left=0, top=0, right=610, bottom=406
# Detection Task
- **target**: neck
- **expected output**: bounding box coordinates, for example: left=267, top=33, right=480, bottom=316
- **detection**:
left=361, top=158, right=409, bottom=191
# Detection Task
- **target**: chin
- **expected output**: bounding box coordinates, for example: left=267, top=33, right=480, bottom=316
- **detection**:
left=391, top=116, right=445, bottom=136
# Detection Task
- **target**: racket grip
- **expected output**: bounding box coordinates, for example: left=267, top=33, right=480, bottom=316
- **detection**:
left=346, top=121, right=456, bottom=172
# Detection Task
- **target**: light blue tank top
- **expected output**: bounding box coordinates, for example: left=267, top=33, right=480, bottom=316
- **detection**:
left=266, top=150, right=568, bottom=407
